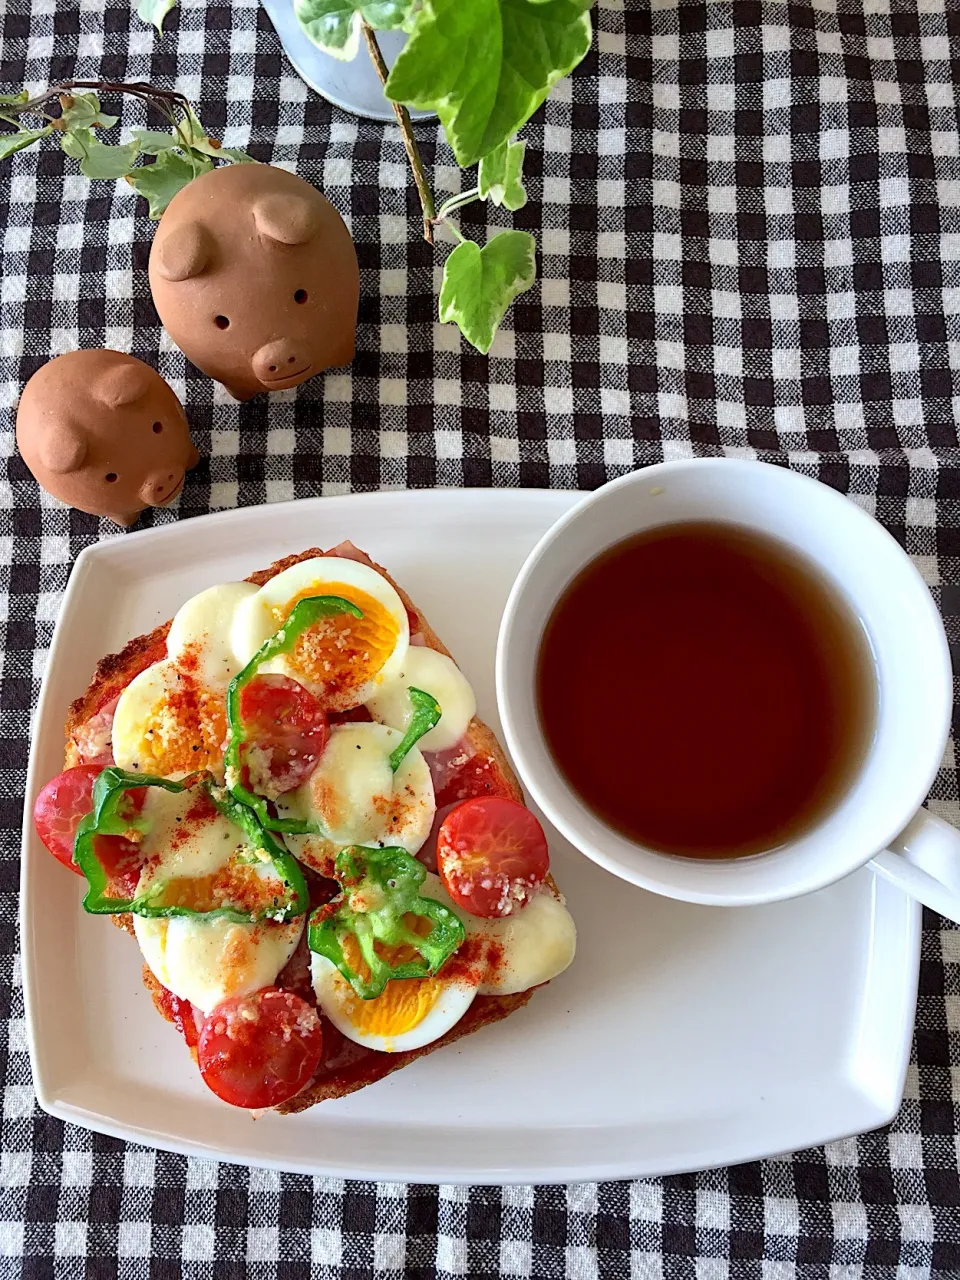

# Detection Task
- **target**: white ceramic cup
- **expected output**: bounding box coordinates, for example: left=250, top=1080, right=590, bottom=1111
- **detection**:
left=497, top=458, right=960, bottom=921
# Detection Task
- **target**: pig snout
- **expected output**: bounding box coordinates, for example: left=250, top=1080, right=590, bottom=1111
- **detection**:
left=252, top=339, right=309, bottom=383
left=140, top=469, right=184, bottom=506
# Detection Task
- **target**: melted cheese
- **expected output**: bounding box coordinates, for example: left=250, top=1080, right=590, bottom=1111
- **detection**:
left=137, top=787, right=244, bottom=879
left=419, top=873, right=576, bottom=996
left=112, top=659, right=227, bottom=779
left=366, top=646, right=476, bottom=753
left=132, top=787, right=303, bottom=1014
left=166, top=581, right=259, bottom=689
left=277, top=723, right=436, bottom=867
left=135, top=913, right=303, bottom=1015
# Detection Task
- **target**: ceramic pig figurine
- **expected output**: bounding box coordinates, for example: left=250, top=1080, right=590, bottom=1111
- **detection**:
left=148, top=164, right=360, bottom=401
left=16, top=350, right=199, bottom=526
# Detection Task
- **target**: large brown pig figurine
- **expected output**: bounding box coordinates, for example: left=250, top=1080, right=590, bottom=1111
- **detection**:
left=16, top=350, right=199, bottom=526
left=148, top=164, right=359, bottom=401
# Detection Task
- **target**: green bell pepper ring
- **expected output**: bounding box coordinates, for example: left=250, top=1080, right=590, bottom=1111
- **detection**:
left=307, top=845, right=464, bottom=999
left=224, top=594, right=363, bottom=834
left=388, top=686, right=441, bottom=771
left=74, top=767, right=309, bottom=922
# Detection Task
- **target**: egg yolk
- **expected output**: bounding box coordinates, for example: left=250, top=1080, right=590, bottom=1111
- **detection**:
left=336, top=928, right=447, bottom=1042
left=148, top=865, right=283, bottom=914
left=138, top=675, right=227, bottom=776
left=273, top=583, right=399, bottom=706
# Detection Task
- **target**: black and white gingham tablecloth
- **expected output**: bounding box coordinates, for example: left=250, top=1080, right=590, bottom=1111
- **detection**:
left=0, top=0, right=959, bottom=1274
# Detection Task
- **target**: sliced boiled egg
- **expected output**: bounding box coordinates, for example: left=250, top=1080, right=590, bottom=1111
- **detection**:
left=231, top=557, right=409, bottom=712
left=132, top=785, right=303, bottom=1014
left=166, top=581, right=259, bottom=689
left=133, top=785, right=288, bottom=914
left=113, top=582, right=259, bottom=779
left=276, top=723, right=435, bottom=870
left=366, top=646, right=476, bottom=753
left=310, top=945, right=477, bottom=1053
left=419, top=872, right=576, bottom=997
left=112, top=659, right=227, bottom=779
left=309, top=868, right=576, bottom=1053
left=136, top=914, right=303, bottom=1015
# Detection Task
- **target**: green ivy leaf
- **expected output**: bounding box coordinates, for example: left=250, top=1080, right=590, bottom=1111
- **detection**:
left=175, top=107, right=256, bottom=164
left=385, top=0, right=592, bottom=167
left=59, top=128, right=141, bottom=179
left=137, top=0, right=179, bottom=32
left=134, top=119, right=254, bottom=166
left=294, top=0, right=415, bottom=60
left=188, top=141, right=256, bottom=164
left=58, top=92, right=119, bottom=131
left=0, top=92, right=28, bottom=106
left=127, top=149, right=213, bottom=219
left=0, top=126, right=53, bottom=160
left=132, top=128, right=183, bottom=155
left=477, top=137, right=527, bottom=210
left=438, top=229, right=535, bottom=354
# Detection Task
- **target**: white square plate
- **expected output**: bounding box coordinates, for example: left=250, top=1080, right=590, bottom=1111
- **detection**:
left=21, top=489, right=921, bottom=1183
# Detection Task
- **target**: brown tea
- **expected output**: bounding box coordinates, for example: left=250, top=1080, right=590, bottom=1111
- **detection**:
left=536, top=521, right=877, bottom=859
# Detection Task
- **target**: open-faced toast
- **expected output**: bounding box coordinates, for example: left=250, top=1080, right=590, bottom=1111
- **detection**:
left=51, top=542, right=573, bottom=1112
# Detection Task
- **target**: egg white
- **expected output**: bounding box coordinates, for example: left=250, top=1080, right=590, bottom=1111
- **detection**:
left=166, top=581, right=259, bottom=689
left=419, top=872, right=577, bottom=997
left=136, top=786, right=242, bottom=878
left=135, top=914, right=303, bottom=1015
left=277, top=723, right=436, bottom=868
left=132, top=786, right=303, bottom=1014
left=308, top=867, right=577, bottom=1051
left=230, top=557, right=409, bottom=710
left=310, top=949, right=477, bottom=1052
left=111, top=658, right=227, bottom=779
left=366, top=646, right=476, bottom=753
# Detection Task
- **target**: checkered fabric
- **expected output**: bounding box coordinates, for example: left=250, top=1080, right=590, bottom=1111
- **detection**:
left=0, top=0, right=958, bottom=1273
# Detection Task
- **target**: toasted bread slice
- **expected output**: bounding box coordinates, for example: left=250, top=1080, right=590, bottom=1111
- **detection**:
left=65, top=543, right=544, bottom=1110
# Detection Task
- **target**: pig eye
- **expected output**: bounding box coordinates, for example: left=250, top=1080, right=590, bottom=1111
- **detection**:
left=152, top=421, right=163, bottom=434
left=294, top=289, right=308, bottom=304
left=215, top=315, right=230, bottom=330
left=105, top=473, right=118, bottom=483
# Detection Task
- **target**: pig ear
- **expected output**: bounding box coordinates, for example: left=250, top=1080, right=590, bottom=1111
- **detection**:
left=39, top=422, right=87, bottom=474
left=252, top=193, right=320, bottom=246
left=92, top=362, right=149, bottom=409
left=153, top=222, right=214, bottom=281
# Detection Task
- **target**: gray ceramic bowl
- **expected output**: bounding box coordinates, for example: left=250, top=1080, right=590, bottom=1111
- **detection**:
left=260, top=0, right=434, bottom=122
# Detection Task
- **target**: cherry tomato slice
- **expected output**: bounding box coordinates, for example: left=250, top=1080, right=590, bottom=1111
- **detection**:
left=33, top=766, right=145, bottom=893
left=238, top=675, right=329, bottom=794
left=198, top=988, right=323, bottom=1109
left=436, top=796, right=550, bottom=919
left=429, top=743, right=519, bottom=808
left=32, top=765, right=103, bottom=874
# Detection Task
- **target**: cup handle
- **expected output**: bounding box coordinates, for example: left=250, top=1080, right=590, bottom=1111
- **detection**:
left=869, top=810, right=960, bottom=923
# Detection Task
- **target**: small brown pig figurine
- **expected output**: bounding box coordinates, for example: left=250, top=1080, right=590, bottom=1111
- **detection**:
left=148, top=164, right=360, bottom=401
left=16, top=350, right=199, bottom=526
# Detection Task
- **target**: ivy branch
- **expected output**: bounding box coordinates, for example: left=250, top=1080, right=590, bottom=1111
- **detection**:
left=0, top=80, right=253, bottom=218
left=358, top=23, right=435, bottom=245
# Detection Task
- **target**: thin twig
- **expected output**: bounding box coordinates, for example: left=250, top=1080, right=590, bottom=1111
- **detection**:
left=360, top=22, right=435, bottom=245
left=8, top=80, right=190, bottom=121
